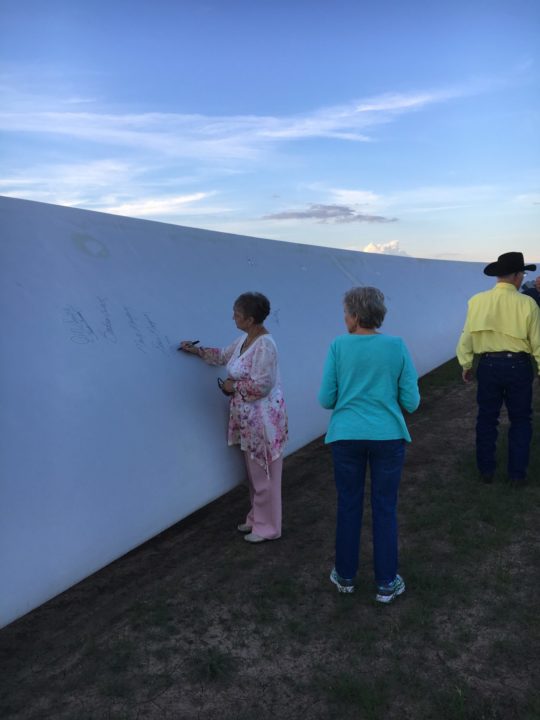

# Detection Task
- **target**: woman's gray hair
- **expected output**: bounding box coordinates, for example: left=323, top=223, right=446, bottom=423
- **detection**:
left=343, top=286, right=387, bottom=329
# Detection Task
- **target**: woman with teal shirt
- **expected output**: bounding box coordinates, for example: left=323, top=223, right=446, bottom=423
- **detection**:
left=319, top=287, right=420, bottom=603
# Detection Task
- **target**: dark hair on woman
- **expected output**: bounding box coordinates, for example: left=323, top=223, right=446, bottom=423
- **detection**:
left=234, top=292, right=271, bottom=324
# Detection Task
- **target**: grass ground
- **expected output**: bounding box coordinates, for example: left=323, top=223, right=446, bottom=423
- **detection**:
left=1, top=358, right=539, bottom=720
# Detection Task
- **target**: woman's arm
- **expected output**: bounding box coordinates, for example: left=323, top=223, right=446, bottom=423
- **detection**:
left=234, top=338, right=277, bottom=401
left=199, top=339, right=240, bottom=366
left=318, top=342, right=338, bottom=409
left=398, top=341, right=420, bottom=413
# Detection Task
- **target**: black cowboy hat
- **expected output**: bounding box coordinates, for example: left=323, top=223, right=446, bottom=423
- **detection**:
left=483, top=252, right=536, bottom=277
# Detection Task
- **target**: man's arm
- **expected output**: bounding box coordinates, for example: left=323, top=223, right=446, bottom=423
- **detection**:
left=527, top=301, right=540, bottom=379
left=461, top=367, right=474, bottom=383
left=456, top=309, right=474, bottom=383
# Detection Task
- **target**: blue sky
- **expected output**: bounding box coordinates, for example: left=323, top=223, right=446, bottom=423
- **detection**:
left=1, top=0, right=539, bottom=261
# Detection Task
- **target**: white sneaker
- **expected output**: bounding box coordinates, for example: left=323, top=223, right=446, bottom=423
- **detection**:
left=243, top=532, right=266, bottom=543
left=237, top=523, right=252, bottom=533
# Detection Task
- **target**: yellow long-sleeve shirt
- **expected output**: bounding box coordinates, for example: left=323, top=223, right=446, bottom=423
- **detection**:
left=456, top=282, right=540, bottom=373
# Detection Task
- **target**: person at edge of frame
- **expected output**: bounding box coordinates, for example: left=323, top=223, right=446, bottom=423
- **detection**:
left=456, top=251, right=540, bottom=487
left=521, top=275, right=540, bottom=308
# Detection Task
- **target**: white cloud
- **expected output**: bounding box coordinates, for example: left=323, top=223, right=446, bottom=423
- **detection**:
left=0, top=159, right=222, bottom=214
left=0, top=159, right=134, bottom=188
left=513, top=193, right=540, bottom=206
left=325, top=184, right=496, bottom=213
left=95, top=192, right=231, bottom=219
left=0, top=160, right=140, bottom=207
left=386, top=185, right=495, bottom=208
left=0, top=82, right=482, bottom=162
left=0, top=77, right=503, bottom=231
left=328, top=188, right=381, bottom=206
left=362, top=240, right=409, bottom=256
left=61, top=96, right=99, bottom=105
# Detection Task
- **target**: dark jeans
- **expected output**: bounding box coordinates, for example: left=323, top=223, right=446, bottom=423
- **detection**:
left=331, top=439, right=405, bottom=586
left=476, top=355, right=534, bottom=480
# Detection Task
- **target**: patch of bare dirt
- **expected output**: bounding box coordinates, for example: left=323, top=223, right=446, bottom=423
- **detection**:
left=1, top=362, right=539, bottom=720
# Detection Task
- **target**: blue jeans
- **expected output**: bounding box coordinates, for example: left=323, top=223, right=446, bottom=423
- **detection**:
left=476, top=355, right=534, bottom=480
left=331, top=439, right=405, bottom=586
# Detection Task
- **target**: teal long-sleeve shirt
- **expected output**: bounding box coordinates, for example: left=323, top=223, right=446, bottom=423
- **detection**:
left=318, top=334, right=420, bottom=443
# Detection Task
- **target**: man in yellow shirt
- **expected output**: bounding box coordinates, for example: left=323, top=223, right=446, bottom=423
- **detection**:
left=457, top=251, right=540, bottom=486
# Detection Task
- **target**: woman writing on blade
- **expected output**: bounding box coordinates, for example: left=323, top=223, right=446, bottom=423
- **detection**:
left=319, top=287, right=420, bottom=603
left=179, top=292, right=288, bottom=544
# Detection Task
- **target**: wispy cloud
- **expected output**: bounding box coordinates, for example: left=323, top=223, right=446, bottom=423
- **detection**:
left=513, top=193, right=540, bottom=206
left=0, top=160, right=141, bottom=207
left=259, top=182, right=501, bottom=227
left=0, top=159, right=229, bottom=219
left=263, top=203, right=397, bottom=223
left=385, top=184, right=496, bottom=209
left=328, top=188, right=381, bottom=206
left=62, top=96, right=99, bottom=105
left=0, top=82, right=483, bottom=162
left=326, top=184, right=496, bottom=213
left=97, top=192, right=230, bottom=218
left=0, top=78, right=503, bottom=230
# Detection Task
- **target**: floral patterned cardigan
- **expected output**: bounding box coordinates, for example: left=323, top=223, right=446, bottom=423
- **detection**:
left=201, top=335, right=288, bottom=470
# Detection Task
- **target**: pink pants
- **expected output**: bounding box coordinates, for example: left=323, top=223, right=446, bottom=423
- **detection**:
left=244, top=452, right=283, bottom=539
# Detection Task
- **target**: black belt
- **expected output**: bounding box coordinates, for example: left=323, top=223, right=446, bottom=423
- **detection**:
left=481, top=351, right=529, bottom=358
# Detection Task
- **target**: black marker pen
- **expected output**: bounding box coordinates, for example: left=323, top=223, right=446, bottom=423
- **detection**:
left=177, top=340, right=200, bottom=350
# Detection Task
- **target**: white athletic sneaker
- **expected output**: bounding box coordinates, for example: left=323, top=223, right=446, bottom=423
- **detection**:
left=243, top=532, right=266, bottom=543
